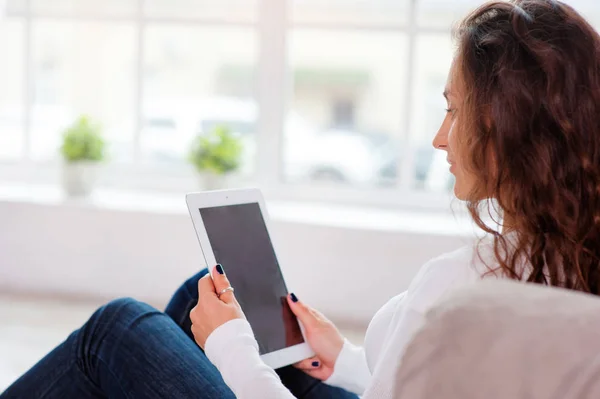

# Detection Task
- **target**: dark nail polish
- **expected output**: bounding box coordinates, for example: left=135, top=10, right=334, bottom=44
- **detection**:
left=312, top=361, right=320, bottom=367
left=216, top=264, right=224, bottom=275
left=290, top=293, right=298, bottom=303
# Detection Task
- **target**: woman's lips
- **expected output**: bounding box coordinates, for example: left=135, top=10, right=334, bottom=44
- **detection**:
left=447, top=159, right=456, bottom=173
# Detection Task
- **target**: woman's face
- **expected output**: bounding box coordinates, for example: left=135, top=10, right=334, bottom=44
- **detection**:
left=432, top=59, right=477, bottom=200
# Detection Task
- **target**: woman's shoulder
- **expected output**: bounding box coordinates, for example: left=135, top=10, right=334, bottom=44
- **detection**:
left=418, top=236, right=503, bottom=278
left=405, top=243, right=484, bottom=313
left=419, top=244, right=479, bottom=275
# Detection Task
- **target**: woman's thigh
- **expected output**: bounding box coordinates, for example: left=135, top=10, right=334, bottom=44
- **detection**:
left=94, top=298, right=236, bottom=398
left=2, top=298, right=236, bottom=399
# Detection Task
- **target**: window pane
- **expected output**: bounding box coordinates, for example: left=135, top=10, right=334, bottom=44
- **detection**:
left=412, top=34, right=455, bottom=192
left=564, top=1, right=600, bottom=27
left=31, top=0, right=138, bottom=17
left=142, top=26, right=257, bottom=173
left=144, top=0, right=256, bottom=23
left=284, top=29, right=407, bottom=187
left=30, top=21, right=136, bottom=161
left=292, top=0, right=410, bottom=28
left=418, top=0, right=600, bottom=30
left=416, top=0, right=482, bottom=29
left=0, top=18, right=25, bottom=160
left=5, top=0, right=27, bottom=16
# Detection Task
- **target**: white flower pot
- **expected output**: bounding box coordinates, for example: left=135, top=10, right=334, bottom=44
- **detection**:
left=62, top=161, right=99, bottom=197
left=199, top=172, right=229, bottom=191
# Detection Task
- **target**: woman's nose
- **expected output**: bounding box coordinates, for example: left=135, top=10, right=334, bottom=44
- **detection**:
left=432, top=117, right=450, bottom=150
left=432, top=131, right=448, bottom=150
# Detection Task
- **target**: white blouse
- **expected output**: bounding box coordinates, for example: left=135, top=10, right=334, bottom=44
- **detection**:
left=205, top=242, right=501, bottom=398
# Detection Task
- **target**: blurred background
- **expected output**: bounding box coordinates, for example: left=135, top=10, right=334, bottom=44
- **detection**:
left=1, top=0, right=599, bottom=390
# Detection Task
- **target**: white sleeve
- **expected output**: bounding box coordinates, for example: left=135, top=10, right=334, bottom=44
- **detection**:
left=325, top=339, right=371, bottom=395
left=204, top=319, right=296, bottom=399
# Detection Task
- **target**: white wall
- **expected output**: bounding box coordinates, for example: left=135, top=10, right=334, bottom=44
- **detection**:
left=0, top=197, right=474, bottom=327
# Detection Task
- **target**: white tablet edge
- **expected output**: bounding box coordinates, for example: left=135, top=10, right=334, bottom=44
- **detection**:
left=261, top=340, right=315, bottom=370
left=185, top=188, right=315, bottom=369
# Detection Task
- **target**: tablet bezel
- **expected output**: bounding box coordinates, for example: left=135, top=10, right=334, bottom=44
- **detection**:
left=185, top=188, right=314, bottom=369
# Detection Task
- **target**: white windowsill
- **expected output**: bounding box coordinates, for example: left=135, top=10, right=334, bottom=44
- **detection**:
left=0, top=183, right=476, bottom=237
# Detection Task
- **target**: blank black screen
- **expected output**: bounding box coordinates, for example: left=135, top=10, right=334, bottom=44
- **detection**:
left=199, top=203, right=304, bottom=354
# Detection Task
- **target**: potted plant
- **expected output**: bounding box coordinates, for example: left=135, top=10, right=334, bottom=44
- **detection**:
left=60, top=115, right=105, bottom=197
left=188, top=125, right=243, bottom=190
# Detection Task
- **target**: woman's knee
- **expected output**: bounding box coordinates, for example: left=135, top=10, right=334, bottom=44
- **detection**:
left=93, top=297, right=155, bottom=328
left=75, top=298, right=155, bottom=356
left=103, top=297, right=146, bottom=313
left=75, top=298, right=166, bottom=376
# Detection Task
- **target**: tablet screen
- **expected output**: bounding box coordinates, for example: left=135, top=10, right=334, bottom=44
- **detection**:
left=199, top=202, right=304, bottom=355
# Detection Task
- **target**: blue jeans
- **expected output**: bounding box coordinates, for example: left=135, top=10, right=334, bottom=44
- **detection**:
left=1, top=269, right=358, bottom=399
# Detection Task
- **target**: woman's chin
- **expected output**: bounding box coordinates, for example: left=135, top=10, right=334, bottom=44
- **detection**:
left=453, top=181, right=468, bottom=201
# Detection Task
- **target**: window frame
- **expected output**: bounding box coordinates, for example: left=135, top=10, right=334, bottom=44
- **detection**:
left=2, top=0, right=458, bottom=212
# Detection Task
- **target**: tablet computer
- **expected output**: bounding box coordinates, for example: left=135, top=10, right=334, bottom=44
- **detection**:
left=186, top=188, right=314, bottom=369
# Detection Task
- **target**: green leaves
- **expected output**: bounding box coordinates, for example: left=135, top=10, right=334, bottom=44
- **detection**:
left=188, top=125, right=243, bottom=175
left=60, top=115, right=105, bottom=162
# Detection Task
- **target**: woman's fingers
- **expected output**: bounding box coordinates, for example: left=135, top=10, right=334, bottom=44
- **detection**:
left=211, top=264, right=236, bottom=304
left=190, top=265, right=246, bottom=348
left=197, top=273, right=215, bottom=296
left=287, top=293, right=316, bottom=329
left=294, top=357, right=332, bottom=381
left=293, top=356, right=321, bottom=371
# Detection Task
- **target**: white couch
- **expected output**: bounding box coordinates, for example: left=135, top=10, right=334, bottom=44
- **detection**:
left=395, top=280, right=600, bottom=398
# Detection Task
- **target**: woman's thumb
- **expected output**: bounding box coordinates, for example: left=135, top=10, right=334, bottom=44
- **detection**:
left=287, top=293, right=315, bottom=327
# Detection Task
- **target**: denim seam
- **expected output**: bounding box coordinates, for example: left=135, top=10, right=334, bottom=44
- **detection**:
left=36, top=362, right=78, bottom=398
left=93, top=354, right=133, bottom=399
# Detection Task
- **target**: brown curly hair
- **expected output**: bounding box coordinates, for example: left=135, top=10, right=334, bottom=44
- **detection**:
left=455, top=0, right=600, bottom=293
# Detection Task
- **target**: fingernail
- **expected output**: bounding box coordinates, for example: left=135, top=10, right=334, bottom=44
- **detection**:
left=312, top=361, right=320, bottom=367
left=290, top=293, right=298, bottom=303
left=216, top=264, right=224, bottom=275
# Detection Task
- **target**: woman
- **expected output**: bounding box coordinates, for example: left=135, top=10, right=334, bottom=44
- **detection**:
left=4, top=0, right=600, bottom=397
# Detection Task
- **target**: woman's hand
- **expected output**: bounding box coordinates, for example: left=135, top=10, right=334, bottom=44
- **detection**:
left=189, top=264, right=245, bottom=349
left=287, top=294, right=345, bottom=381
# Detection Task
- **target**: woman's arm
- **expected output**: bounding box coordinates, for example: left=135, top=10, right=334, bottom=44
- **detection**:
left=205, top=319, right=296, bottom=399
left=324, top=339, right=371, bottom=394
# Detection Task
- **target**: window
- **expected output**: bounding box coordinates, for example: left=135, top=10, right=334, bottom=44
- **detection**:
left=416, top=0, right=481, bottom=29
left=284, top=29, right=407, bottom=187
left=283, top=1, right=410, bottom=189
left=144, top=0, right=256, bottom=23
left=417, top=0, right=600, bottom=29
left=0, top=18, right=25, bottom=160
left=567, top=0, right=600, bottom=26
left=3, top=0, right=599, bottom=208
left=411, top=34, right=454, bottom=192
left=5, top=0, right=27, bottom=15
left=30, top=21, right=136, bottom=161
left=141, top=26, right=256, bottom=172
left=292, top=0, right=409, bottom=27
left=30, top=0, right=137, bottom=18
